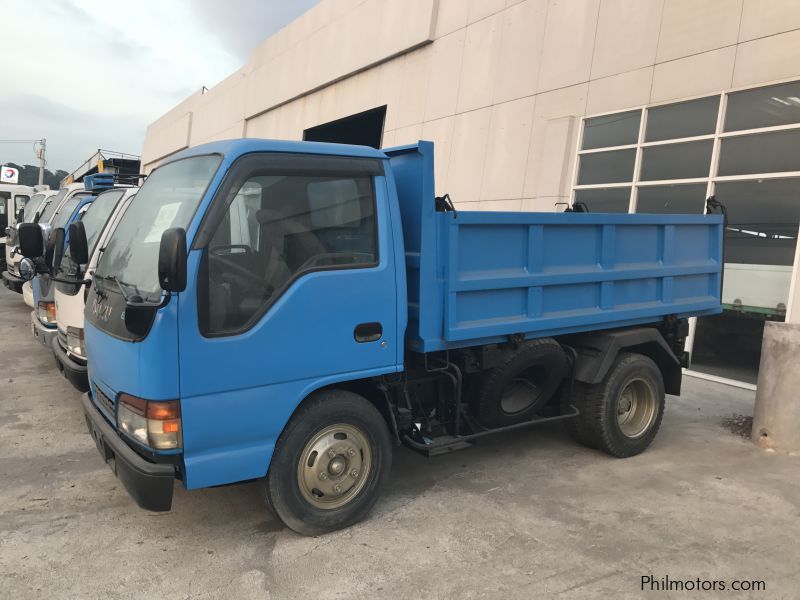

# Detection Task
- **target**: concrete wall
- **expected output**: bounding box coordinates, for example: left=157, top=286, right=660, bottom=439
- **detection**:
left=142, top=0, right=800, bottom=216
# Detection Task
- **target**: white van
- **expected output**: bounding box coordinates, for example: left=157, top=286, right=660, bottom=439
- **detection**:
left=52, top=187, right=137, bottom=390
left=3, top=184, right=90, bottom=295
left=0, top=183, right=33, bottom=274
left=3, top=189, right=57, bottom=294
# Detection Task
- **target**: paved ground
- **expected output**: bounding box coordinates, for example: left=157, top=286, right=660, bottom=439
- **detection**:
left=0, top=285, right=798, bottom=600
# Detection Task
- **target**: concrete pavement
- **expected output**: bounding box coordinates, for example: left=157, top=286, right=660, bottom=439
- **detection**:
left=0, top=285, right=797, bottom=599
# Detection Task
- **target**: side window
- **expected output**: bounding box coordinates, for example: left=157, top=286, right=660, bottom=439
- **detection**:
left=202, top=169, right=377, bottom=334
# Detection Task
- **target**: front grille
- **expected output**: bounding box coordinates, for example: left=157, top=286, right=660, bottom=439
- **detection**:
left=94, top=386, right=115, bottom=418
left=57, top=329, right=67, bottom=350
left=8, top=262, right=19, bottom=277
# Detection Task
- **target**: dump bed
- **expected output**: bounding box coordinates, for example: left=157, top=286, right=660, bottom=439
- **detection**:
left=387, top=142, right=724, bottom=353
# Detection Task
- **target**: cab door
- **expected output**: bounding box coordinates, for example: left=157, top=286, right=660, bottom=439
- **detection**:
left=176, top=153, right=399, bottom=489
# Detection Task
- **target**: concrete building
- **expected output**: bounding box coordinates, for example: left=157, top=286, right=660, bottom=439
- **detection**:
left=141, top=0, right=800, bottom=388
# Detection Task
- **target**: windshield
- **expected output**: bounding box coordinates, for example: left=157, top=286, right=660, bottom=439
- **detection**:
left=24, top=193, right=48, bottom=222
left=51, top=196, right=84, bottom=230
left=95, top=155, right=221, bottom=300
left=39, top=188, right=68, bottom=223
left=81, top=189, right=125, bottom=256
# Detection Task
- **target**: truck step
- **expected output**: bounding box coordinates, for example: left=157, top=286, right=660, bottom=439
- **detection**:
left=402, top=407, right=580, bottom=456
left=423, top=436, right=475, bottom=456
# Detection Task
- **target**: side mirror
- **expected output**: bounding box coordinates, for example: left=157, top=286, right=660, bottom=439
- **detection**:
left=158, top=228, right=187, bottom=292
left=18, top=258, right=36, bottom=281
left=18, top=223, right=44, bottom=258
left=68, top=221, right=88, bottom=265
left=51, top=228, right=66, bottom=271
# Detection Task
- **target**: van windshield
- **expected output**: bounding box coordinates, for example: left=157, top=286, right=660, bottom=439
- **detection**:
left=51, top=195, right=84, bottom=230
left=95, top=155, right=221, bottom=301
left=81, top=189, right=126, bottom=256
left=39, top=188, right=68, bottom=223
left=24, top=193, right=48, bottom=222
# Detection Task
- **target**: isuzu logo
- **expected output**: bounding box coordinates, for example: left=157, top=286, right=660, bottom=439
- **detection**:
left=92, top=297, right=113, bottom=322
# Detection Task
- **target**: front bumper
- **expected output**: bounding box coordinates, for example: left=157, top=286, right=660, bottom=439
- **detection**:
left=30, top=311, right=58, bottom=347
left=82, top=393, right=175, bottom=511
left=52, top=336, right=89, bottom=392
left=1, top=270, right=24, bottom=294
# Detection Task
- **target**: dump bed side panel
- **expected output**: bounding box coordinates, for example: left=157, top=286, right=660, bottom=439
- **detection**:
left=429, top=211, right=723, bottom=351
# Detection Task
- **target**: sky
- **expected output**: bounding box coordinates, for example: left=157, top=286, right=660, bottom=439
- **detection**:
left=1, top=0, right=319, bottom=174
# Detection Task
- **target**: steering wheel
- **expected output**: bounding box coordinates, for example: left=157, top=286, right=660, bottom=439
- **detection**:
left=211, top=244, right=252, bottom=257
left=209, top=245, right=264, bottom=285
left=295, top=252, right=363, bottom=273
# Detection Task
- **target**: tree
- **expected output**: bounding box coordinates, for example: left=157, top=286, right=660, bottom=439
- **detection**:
left=2, top=162, right=68, bottom=190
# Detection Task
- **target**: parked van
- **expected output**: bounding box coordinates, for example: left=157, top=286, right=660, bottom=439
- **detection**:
left=28, top=191, right=96, bottom=347
left=3, top=184, right=90, bottom=295
left=2, top=189, right=58, bottom=293
left=74, top=139, right=723, bottom=535
left=0, top=183, right=33, bottom=272
left=52, top=186, right=138, bottom=391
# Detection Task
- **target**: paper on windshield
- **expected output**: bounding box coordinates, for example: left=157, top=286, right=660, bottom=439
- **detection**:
left=143, top=202, right=181, bottom=243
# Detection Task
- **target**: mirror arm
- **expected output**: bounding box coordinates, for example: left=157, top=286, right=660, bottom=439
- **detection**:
left=50, top=276, right=92, bottom=286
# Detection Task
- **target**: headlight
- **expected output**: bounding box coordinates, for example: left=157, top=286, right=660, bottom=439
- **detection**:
left=117, top=394, right=182, bottom=450
left=37, top=301, right=56, bottom=324
left=66, top=326, right=85, bottom=358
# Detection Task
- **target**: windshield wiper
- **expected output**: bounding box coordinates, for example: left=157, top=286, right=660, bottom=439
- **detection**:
left=96, top=274, right=158, bottom=306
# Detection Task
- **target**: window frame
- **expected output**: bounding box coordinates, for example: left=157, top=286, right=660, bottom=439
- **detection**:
left=196, top=151, right=383, bottom=338
left=570, top=77, right=800, bottom=389
left=571, top=77, right=800, bottom=213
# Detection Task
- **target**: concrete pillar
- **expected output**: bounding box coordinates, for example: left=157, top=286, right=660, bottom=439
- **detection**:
left=752, top=321, right=800, bottom=452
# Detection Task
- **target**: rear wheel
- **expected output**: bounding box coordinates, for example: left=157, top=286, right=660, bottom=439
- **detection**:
left=263, top=389, right=392, bottom=536
left=565, top=353, right=664, bottom=457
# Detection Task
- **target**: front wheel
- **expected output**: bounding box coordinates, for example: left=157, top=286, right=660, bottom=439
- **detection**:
left=565, top=353, right=665, bottom=457
left=263, top=389, right=392, bottom=536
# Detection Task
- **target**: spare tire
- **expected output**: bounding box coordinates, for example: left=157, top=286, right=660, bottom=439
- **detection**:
left=475, top=338, right=567, bottom=428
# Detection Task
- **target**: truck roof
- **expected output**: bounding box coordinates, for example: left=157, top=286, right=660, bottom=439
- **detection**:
left=169, top=138, right=388, bottom=164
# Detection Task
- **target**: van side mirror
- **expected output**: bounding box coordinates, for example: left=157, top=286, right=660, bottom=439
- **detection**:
left=18, top=258, right=36, bottom=281
left=68, top=221, right=88, bottom=265
left=158, top=228, right=187, bottom=292
left=18, top=223, right=43, bottom=258
left=51, top=228, right=66, bottom=270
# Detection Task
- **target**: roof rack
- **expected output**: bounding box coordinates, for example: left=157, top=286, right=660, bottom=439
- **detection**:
left=84, top=172, right=146, bottom=192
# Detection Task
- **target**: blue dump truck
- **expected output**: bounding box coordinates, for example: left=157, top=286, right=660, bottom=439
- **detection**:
left=71, top=139, right=722, bottom=535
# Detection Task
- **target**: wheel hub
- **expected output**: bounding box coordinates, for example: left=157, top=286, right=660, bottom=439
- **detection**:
left=328, top=456, right=346, bottom=476
left=500, top=378, right=541, bottom=415
left=616, top=378, right=657, bottom=438
left=297, top=424, right=372, bottom=510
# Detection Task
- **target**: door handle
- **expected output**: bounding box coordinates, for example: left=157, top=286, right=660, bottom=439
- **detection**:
left=354, top=322, right=382, bottom=343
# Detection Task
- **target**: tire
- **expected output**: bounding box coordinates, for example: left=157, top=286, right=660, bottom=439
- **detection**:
left=564, top=353, right=665, bottom=458
left=475, top=338, right=567, bottom=428
left=262, top=389, right=392, bottom=536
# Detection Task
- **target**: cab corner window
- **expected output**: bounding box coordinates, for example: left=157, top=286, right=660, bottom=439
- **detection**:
left=202, top=163, right=378, bottom=335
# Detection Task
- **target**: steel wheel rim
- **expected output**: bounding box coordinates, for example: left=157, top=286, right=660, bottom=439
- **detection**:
left=616, top=378, right=657, bottom=438
left=297, top=423, right=372, bottom=510
left=500, top=378, right=541, bottom=415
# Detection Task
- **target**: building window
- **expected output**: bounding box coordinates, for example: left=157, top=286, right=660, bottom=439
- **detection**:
left=572, top=80, right=800, bottom=385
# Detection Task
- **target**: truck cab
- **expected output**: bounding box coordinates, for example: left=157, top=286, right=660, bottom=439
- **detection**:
left=81, top=139, right=722, bottom=536
left=53, top=186, right=138, bottom=391
left=2, top=189, right=57, bottom=294
left=23, top=188, right=95, bottom=347
left=0, top=183, right=33, bottom=272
